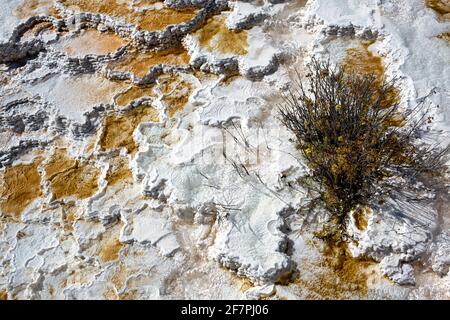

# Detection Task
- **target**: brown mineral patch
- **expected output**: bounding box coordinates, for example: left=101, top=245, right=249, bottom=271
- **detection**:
left=54, top=29, right=127, bottom=57
left=111, top=262, right=127, bottom=290
left=222, top=75, right=241, bottom=85
left=108, top=48, right=190, bottom=78
left=0, top=290, right=8, bottom=300
left=437, top=32, right=450, bottom=42
left=65, top=264, right=101, bottom=286
left=83, top=134, right=97, bottom=156
left=44, top=149, right=100, bottom=200
left=343, top=41, right=385, bottom=82
left=106, top=156, right=133, bottom=186
left=21, top=21, right=55, bottom=42
left=239, top=278, right=254, bottom=293
left=352, top=207, right=370, bottom=231
left=104, top=286, right=120, bottom=300
left=61, top=0, right=127, bottom=17
left=158, top=74, right=193, bottom=117
left=44, top=148, right=77, bottom=180
left=343, top=41, right=400, bottom=108
left=137, top=8, right=197, bottom=32
left=276, top=272, right=294, bottom=285
left=426, top=0, right=450, bottom=20
left=48, top=286, right=55, bottom=298
left=133, top=0, right=162, bottom=8
left=14, top=0, right=60, bottom=19
left=119, top=290, right=137, bottom=300
left=100, top=106, right=159, bottom=154
left=77, top=221, right=123, bottom=265
left=62, top=203, right=78, bottom=232
left=115, top=85, right=154, bottom=108
left=196, top=14, right=248, bottom=55
left=293, top=244, right=375, bottom=299
left=0, top=158, right=43, bottom=219
left=60, top=0, right=197, bottom=32
left=193, top=70, right=220, bottom=83
left=99, top=238, right=123, bottom=262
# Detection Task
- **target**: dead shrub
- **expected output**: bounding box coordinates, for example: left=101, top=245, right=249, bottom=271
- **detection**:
left=279, top=58, right=448, bottom=242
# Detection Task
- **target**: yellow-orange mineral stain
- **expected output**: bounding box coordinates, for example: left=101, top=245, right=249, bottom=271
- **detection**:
left=0, top=158, right=43, bottom=219
left=437, top=32, right=450, bottom=42
left=99, top=239, right=123, bottom=262
left=111, top=262, right=128, bottom=290
left=343, top=41, right=385, bottom=82
left=133, top=0, right=163, bottom=8
left=352, top=207, right=371, bottom=231
left=60, top=0, right=197, bottom=32
left=44, top=149, right=100, bottom=200
left=64, top=264, right=101, bottom=287
left=0, top=290, right=7, bottom=300
left=62, top=204, right=78, bottom=232
left=108, top=48, right=190, bottom=78
left=115, top=86, right=154, bottom=108
left=426, top=0, right=450, bottom=20
left=196, top=14, right=248, bottom=55
left=82, top=134, right=98, bottom=157
left=56, top=29, right=127, bottom=57
left=106, top=156, right=133, bottom=186
left=293, top=244, right=376, bottom=299
left=136, top=8, right=197, bottom=32
left=239, top=278, right=254, bottom=293
left=158, top=75, right=193, bottom=117
left=343, top=41, right=400, bottom=108
left=14, top=0, right=60, bottom=19
left=99, top=222, right=124, bottom=262
left=100, top=106, right=159, bottom=154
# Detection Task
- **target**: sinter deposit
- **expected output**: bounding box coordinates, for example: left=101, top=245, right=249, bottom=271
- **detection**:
left=0, top=0, right=449, bottom=300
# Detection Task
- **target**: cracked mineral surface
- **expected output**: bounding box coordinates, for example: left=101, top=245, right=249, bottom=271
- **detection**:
left=0, top=0, right=449, bottom=300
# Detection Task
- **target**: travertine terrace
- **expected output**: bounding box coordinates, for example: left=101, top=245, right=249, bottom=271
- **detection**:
left=0, top=0, right=449, bottom=300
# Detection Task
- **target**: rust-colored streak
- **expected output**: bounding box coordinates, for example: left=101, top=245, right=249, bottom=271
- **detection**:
left=0, top=158, right=43, bottom=219
left=196, top=14, right=248, bottom=55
